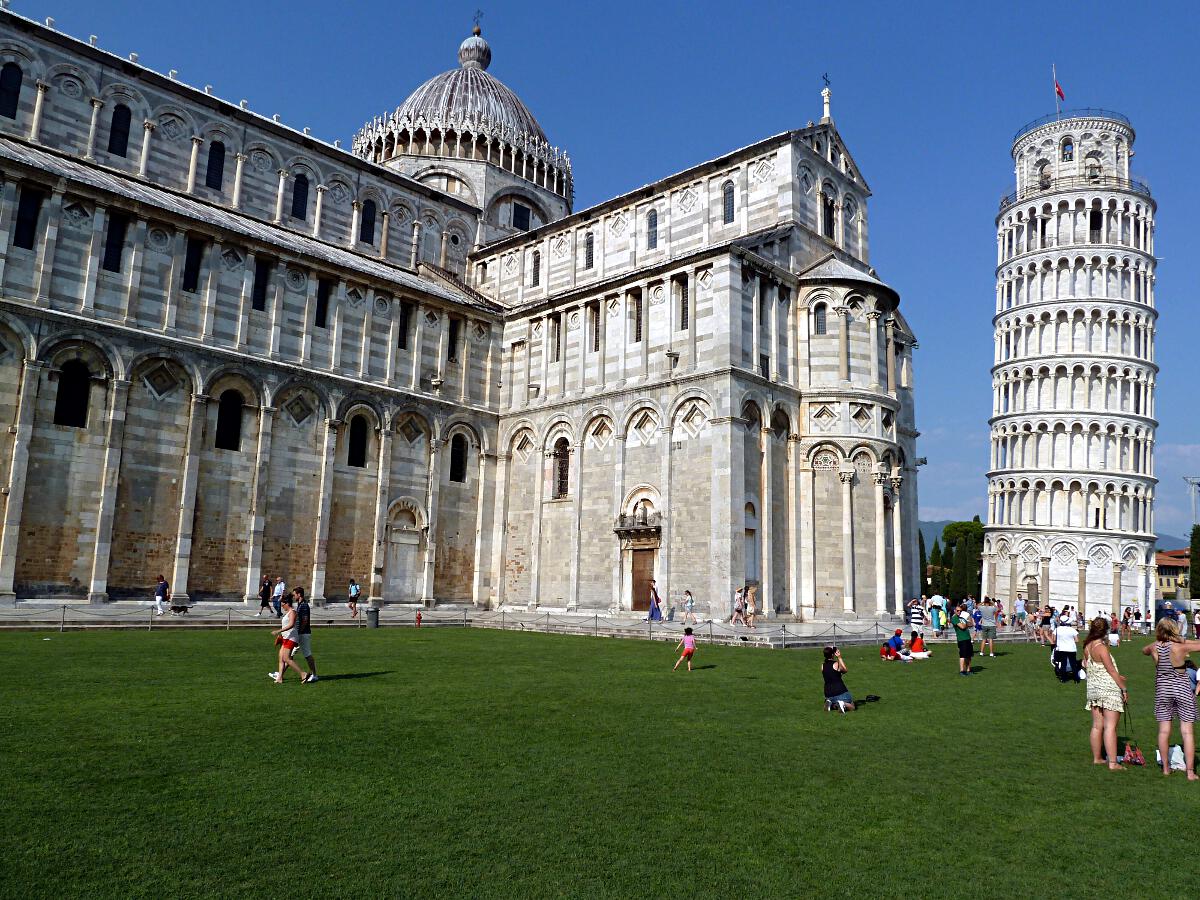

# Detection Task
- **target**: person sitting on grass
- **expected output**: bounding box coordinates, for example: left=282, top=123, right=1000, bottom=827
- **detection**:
left=881, top=629, right=912, bottom=662
left=673, top=627, right=697, bottom=672
left=953, top=603, right=975, bottom=676
left=822, top=646, right=855, bottom=712
left=908, top=631, right=931, bottom=659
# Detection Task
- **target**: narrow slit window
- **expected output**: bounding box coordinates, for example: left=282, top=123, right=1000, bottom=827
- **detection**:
left=591, top=304, right=600, bottom=353
left=359, top=199, right=377, bottom=245
left=646, top=209, right=658, bottom=249
left=53, top=359, right=91, bottom=428
left=813, top=304, right=827, bottom=335
left=314, top=277, right=332, bottom=328
left=251, top=257, right=273, bottom=311
left=290, top=174, right=309, bottom=220
left=0, top=62, right=22, bottom=119
left=181, top=236, right=205, bottom=292
left=101, top=211, right=131, bottom=273
left=678, top=277, right=690, bottom=331
left=722, top=182, right=735, bottom=224
left=551, top=314, right=562, bottom=362
left=448, top=317, right=460, bottom=363
left=631, top=295, right=643, bottom=344
left=552, top=437, right=570, bottom=498
left=347, top=415, right=368, bottom=468
left=531, top=250, right=541, bottom=287
left=12, top=185, right=45, bottom=250
left=398, top=301, right=412, bottom=349
left=205, top=140, right=226, bottom=191
left=822, top=195, right=836, bottom=239
left=449, top=434, right=468, bottom=483
left=584, top=232, right=594, bottom=270
left=214, top=389, right=243, bottom=451
left=107, top=103, right=132, bottom=157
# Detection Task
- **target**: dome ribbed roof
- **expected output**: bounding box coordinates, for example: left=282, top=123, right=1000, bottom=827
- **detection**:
left=393, top=27, right=547, bottom=146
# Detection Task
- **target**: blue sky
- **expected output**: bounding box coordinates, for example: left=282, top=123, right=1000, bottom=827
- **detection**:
left=19, top=0, right=1200, bottom=538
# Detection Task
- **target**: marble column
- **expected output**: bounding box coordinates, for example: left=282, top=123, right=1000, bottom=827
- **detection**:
left=1008, top=553, right=1018, bottom=605
left=867, top=311, right=881, bottom=388
left=873, top=473, right=888, bottom=615
left=836, top=307, right=850, bottom=381
left=86, top=378, right=131, bottom=602
left=471, top=449, right=491, bottom=607
left=1077, top=559, right=1088, bottom=613
left=1111, top=562, right=1123, bottom=617
left=83, top=97, right=103, bottom=160
left=231, top=153, right=246, bottom=209
left=367, top=424, right=392, bottom=606
left=309, top=418, right=339, bottom=604
left=568, top=439, right=584, bottom=609
left=243, top=405, right=275, bottom=603
left=528, top=448, right=548, bottom=606
left=28, top=80, right=48, bottom=142
left=379, top=211, right=390, bottom=259
left=0, top=360, right=45, bottom=602
left=489, top=452, right=511, bottom=608
left=170, top=393, right=208, bottom=602
left=421, top=437, right=444, bottom=605
left=760, top=427, right=773, bottom=616
left=137, top=121, right=155, bottom=177
left=185, top=135, right=203, bottom=193
left=273, top=169, right=288, bottom=223
left=1039, top=556, right=1051, bottom=605
left=312, top=185, right=326, bottom=238
left=787, top=435, right=801, bottom=617
left=840, top=470, right=855, bottom=611
left=891, top=476, right=905, bottom=612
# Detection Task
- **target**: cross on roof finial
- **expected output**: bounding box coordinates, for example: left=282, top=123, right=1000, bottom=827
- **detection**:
left=822, top=72, right=831, bottom=88
left=474, top=9, right=483, bottom=28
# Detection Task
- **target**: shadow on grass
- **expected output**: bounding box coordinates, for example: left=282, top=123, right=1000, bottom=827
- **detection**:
left=694, top=664, right=718, bottom=670
left=318, top=671, right=393, bottom=681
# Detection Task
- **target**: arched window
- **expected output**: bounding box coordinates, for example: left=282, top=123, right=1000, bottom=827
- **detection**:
left=214, top=389, right=244, bottom=451
left=53, top=359, right=91, bottom=428
left=204, top=140, right=226, bottom=191
left=347, top=414, right=368, bottom=468
left=107, top=103, right=132, bottom=157
left=584, top=232, right=594, bottom=270
left=290, top=173, right=309, bottom=220
left=531, top=250, right=541, bottom=287
left=552, top=437, right=570, bottom=499
left=722, top=181, right=735, bottom=224
left=359, top=199, right=377, bottom=245
left=646, top=209, right=658, bottom=249
left=1061, top=139, right=1074, bottom=163
left=449, top=433, right=468, bottom=483
left=822, top=194, right=836, bottom=239
left=0, top=62, right=22, bottom=119
left=813, top=304, right=828, bottom=335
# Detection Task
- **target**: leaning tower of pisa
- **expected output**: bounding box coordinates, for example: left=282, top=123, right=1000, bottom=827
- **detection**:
left=982, top=109, right=1158, bottom=617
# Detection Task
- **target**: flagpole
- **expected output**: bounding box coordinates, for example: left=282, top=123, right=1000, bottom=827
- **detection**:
left=1053, top=63, right=1060, bottom=117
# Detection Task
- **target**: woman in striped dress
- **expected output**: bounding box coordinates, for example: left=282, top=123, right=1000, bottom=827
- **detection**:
left=1142, top=618, right=1200, bottom=779
left=1081, top=617, right=1127, bottom=770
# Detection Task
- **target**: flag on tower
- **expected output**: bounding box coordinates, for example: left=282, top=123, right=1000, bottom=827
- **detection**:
left=1055, top=79, right=1065, bottom=102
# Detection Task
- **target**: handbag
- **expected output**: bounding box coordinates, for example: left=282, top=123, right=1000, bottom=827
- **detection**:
left=1121, top=704, right=1145, bottom=766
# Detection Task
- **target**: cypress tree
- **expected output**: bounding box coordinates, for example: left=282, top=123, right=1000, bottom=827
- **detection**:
left=929, top=539, right=943, bottom=594
left=919, top=531, right=929, bottom=595
left=950, top=535, right=975, bottom=600
left=941, top=542, right=955, bottom=596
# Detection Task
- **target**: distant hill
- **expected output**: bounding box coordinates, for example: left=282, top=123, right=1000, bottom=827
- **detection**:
left=919, top=520, right=1189, bottom=551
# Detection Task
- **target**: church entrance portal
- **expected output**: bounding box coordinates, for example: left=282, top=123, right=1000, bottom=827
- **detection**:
left=631, top=549, right=655, bottom=611
left=383, top=505, right=423, bottom=603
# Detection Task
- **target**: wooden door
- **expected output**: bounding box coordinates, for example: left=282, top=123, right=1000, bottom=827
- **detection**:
left=631, top=549, right=654, bottom=611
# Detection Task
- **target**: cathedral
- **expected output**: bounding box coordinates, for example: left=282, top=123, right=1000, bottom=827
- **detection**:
left=0, top=10, right=921, bottom=619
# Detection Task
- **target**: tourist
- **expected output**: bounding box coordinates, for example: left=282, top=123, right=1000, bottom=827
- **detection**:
left=1013, top=596, right=1027, bottom=633
left=906, top=597, right=926, bottom=635
left=153, top=575, right=170, bottom=617
left=745, top=585, right=758, bottom=630
left=908, top=631, right=931, bottom=659
left=271, top=576, right=286, bottom=616
left=646, top=579, right=664, bottom=623
left=978, top=597, right=998, bottom=657
left=1133, top=609, right=1144, bottom=634
left=673, top=627, right=697, bottom=672
left=1053, top=613, right=1080, bottom=683
left=822, top=646, right=855, bottom=712
left=293, top=587, right=318, bottom=683
left=1142, top=618, right=1200, bottom=779
left=953, top=603, right=974, bottom=676
left=881, top=629, right=909, bottom=661
left=1178, top=607, right=1189, bottom=639
left=1121, top=607, right=1133, bottom=641
left=347, top=578, right=361, bottom=619
left=269, top=595, right=308, bottom=684
left=681, top=590, right=698, bottom=625
left=1038, top=606, right=1053, bottom=645
left=256, top=576, right=273, bottom=617
left=1082, top=617, right=1128, bottom=770
left=930, top=593, right=947, bottom=637
left=971, top=602, right=983, bottom=640
left=1194, top=608, right=1200, bottom=642
left=730, top=587, right=745, bottom=626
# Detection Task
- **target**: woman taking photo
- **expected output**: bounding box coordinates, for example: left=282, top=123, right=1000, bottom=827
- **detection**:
left=1081, top=617, right=1127, bottom=770
left=821, top=646, right=854, bottom=713
left=1143, top=618, right=1200, bottom=779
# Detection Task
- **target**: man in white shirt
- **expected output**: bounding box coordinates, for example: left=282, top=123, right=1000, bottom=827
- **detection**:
left=271, top=577, right=286, bottom=616
left=1053, top=614, right=1079, bottom=683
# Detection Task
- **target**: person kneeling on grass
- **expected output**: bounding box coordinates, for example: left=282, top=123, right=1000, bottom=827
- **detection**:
left=908, top=631, right=931, bottom=659
left=269, top=595, right=309, bottom=685
left=673, top=627, right=697, bottom=671
left=823, top=646, right=855, bottom=712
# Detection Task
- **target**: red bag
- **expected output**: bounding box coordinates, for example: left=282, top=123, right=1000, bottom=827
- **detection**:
left=1122, top=707, right=1146, bottom=765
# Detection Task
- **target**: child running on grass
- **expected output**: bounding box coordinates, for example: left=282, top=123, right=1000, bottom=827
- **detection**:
left=673, top=627, right=697, bottom=671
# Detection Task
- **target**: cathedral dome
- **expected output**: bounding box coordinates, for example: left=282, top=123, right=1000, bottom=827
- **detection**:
left=386, top=26, right=546, bottom=147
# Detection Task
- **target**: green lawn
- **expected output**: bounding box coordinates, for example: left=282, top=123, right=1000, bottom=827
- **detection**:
left=0, top=628, right=1192, bottom=899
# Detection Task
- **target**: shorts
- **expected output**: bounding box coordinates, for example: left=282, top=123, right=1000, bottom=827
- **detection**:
left=681, top=648, right=694, bottom=658
left=825, top=691, right=853, bottom=704
left=1016, top=612, right=1027, bottom=623
left=281, top=638, right=297, bottom=651
left=1155, top=689, right=1197, bottom=723
left=957, top=640, right=974, bottom=660
left=909, top=623, right=924, bottom=635
left=297, top=633, right=312, bottom=657
left=982, top=626, right=997, bottom=639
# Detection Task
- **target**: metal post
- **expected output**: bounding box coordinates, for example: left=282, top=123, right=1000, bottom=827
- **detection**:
left=709, top=620, right=714, bottom=641
left=226, top=609, right=231, bottom=630
left=594, top=613, right=598, bottom=636
left=501, top=610, right=505, bottom=629
left=149, top=607, right=153, bottom=631
left=463, top=607, right=468, bottom=627
left=60, top=605, right=65, bottom=633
